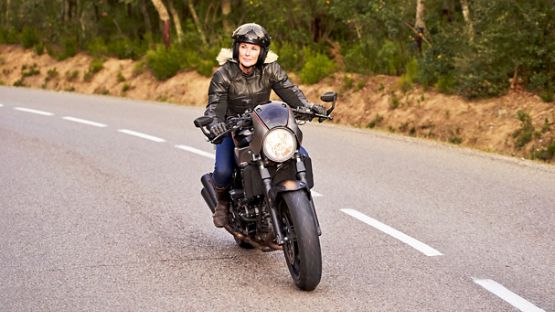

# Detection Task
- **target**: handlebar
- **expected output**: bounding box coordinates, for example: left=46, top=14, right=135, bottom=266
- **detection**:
left=194, top=91, right=337, bottom=143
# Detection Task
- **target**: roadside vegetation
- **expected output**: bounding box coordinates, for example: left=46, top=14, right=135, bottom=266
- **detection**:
left=1, top=1, right=554, bottom=99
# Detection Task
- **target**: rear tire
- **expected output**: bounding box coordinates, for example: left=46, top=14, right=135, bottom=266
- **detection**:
left=280, top=190, right=322, bottom=291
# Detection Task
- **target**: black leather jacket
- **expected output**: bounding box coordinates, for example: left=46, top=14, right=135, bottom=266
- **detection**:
left=205, top=60, right=310, bottom=123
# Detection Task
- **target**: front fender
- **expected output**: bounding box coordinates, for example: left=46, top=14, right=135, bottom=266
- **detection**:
left=270, top=179, right=308, bottom=202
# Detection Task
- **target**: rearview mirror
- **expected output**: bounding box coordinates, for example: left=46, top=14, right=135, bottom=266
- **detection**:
left=320, top=91, right=337, bottom=103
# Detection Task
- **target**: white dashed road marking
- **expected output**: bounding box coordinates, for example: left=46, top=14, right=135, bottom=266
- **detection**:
left=175, top=144, right=215, bottom=159
left=0, top=103, right=4, bottom=107
left=473, top=278, right=545, bottom=312
left=340, top=208, right=443, bottom=257
left=14, top=107, right=54, bottom=116
left=118, top=129, right=166, bottom=143
left=63, top=116, right=107, bottom=127
left=311, top=190, right=323, bottom=197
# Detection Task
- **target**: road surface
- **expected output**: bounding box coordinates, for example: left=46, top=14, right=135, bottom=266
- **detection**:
left=1, top=87, right=553, bottom=311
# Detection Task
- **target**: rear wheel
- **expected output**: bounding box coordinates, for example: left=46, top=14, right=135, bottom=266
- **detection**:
left=280, top=190, right=322, bottom=291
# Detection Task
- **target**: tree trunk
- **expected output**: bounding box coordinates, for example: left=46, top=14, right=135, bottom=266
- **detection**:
left=167, top=0, right=184, bottom=44
left=415, top=0, right=426, bottom=52
left=460, top=0, right=474, bottom=41
left=187, top=0, right=208, bottom=46
left=221, top=0, right=231, bottom=34
left=140, top=0, right=152, bottom=35
left=5, top=0, right=10, bottom=27
left=77, top=0, right=86, bottom=35
left=441, top=0, right=454, bottom=22
left=150, top=0, right=171, bottom=47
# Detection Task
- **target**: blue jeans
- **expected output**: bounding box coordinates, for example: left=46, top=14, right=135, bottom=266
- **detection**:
left=213, top=135, right=309, bottom=188
left=213, top=136, right=235, bottom=188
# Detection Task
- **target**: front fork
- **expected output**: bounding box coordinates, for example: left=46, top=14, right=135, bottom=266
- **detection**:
left=257, top=152, right=322, bottom=246
left=258, top=159, right=286, bottom=244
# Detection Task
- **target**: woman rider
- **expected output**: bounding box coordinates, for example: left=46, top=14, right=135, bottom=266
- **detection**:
left=204, top=23, right=325, bottom=227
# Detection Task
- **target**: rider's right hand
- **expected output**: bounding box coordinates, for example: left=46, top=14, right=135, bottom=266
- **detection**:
left=209, top=121, right=227, bottom=138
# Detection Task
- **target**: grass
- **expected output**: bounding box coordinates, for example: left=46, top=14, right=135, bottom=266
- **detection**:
left=367, top=115, right=383, bottom=128
left=512, top=111, right=535, bottom=148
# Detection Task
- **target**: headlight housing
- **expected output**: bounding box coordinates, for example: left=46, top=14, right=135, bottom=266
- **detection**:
left=262, top=128, right=297, bottom=162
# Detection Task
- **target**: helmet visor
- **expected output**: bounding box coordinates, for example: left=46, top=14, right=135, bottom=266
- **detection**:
left=233, top=24, right=267, bottom=39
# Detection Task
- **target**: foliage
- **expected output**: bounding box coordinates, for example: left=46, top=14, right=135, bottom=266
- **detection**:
left=2, top=0, right=555, bottom=99
left=146, top=46, right=185, bottom=81
left=20, top=26, right=39, bottom=49
left=513, top=111, right=535, bottom=148
left=84, top=58, right=104, bottom=81
left=532, top=140, right=555, bottom=161
left=367, top=114, right=384, bottom=128
left=300, top=51, right=335, bottom=84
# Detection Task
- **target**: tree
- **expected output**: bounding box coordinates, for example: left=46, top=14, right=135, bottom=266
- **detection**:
left=221, top=0, right=231, bottom=33
left=140, top=0, right=152, bottom=35
left=167, top=0, right=184, bottom=44
left=415, top=0, right=425, bottom=52
left=460, top=0, right=473, bottom=41
left=186, top=0, right=207, bottom=45
left=150, top=0, right=171, bottom=47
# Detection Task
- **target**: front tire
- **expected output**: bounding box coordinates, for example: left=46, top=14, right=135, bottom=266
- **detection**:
left=280, top=190, right=322, bottom=291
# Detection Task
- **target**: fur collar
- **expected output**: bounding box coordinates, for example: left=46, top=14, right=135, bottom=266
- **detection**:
left=216, top=48, right=278, bottom=66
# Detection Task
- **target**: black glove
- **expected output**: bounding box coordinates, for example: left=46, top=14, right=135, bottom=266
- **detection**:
left=310, top=104, right=327, bottom=115
left=209, top=121, right=227, bottom=137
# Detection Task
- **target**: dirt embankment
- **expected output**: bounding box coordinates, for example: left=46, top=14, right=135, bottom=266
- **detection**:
left=1, top=44, right=554, bottom=163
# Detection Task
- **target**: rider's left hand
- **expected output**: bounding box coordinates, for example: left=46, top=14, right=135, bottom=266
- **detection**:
left=310, top=104, right=326, bottom=115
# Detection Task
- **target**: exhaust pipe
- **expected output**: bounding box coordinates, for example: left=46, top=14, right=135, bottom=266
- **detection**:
left=201, top=173, right=217, bottom=213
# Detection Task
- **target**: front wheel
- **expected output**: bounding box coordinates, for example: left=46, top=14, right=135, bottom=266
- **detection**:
left=279, top=190, right=322, bottom=291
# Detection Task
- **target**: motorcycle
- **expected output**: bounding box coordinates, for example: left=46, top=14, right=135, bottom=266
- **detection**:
left=194, top=91, right=336, bottom=291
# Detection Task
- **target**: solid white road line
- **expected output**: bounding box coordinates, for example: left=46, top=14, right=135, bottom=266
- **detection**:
left=175, top=144, right=215, bottom=159
left=473, top=278, right=545, bottom=312
left=62, top=116, right=107, bottom=128
left=340, top=208, right=443, bottom=257
left=117, top=129, right=166, bottom=143
left=0, top=104, right=4, bottom=107
left=14, top=107, right=54, bottom=116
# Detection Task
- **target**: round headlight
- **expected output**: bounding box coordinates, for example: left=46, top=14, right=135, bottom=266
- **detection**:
left=262, top=128, right=297, bottom=162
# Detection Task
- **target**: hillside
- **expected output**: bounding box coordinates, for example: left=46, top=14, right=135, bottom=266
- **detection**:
left=1, top=44, right=554, bottom=163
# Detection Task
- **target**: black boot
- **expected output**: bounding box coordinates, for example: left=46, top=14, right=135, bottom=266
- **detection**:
left=213, top=186, right=229, bottom=228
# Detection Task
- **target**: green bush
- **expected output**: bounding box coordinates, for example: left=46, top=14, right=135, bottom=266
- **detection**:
left=512, top=111, right=535, bottom=148
left=417, top=30, right=460, bottom=90
left=0, top=28, right=16, bottom=44
left=399, top=58, right=419, bottom=92
left=532, top=140, right=555, bottom=161
left=276, top=42, right=303, bottom=72
left=299, top=51, right=335, bottom=84
left=65, top=70, right=80, bottom=82
left=84, top=58, right=104, bottom=81
left=21, top=64, right=40, bottom=77
left=456, top=70, right=508, bottom=99
left=33, top=42, right=45, bottom=55
left=47, top=68, right=59, bottom=80
left=86, top=37, right=109, bottom=57
left=107, top=37, right=146, bottom=60
left=195, top=59, right=216, bottom=77
left=376, top=40, right=405, bottom=75
left=367, top=114, right=383, bottom=128
left=343, top=40, right=378, bottom=75
left=146, top=46, right=185, bottom=80
left=21, top=27, right=39, bottom=49
left=49, top=37, right=78, bottom=61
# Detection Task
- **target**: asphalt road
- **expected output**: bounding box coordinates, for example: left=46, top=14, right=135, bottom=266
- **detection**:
left=1, top=86, right=553, bottom=312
